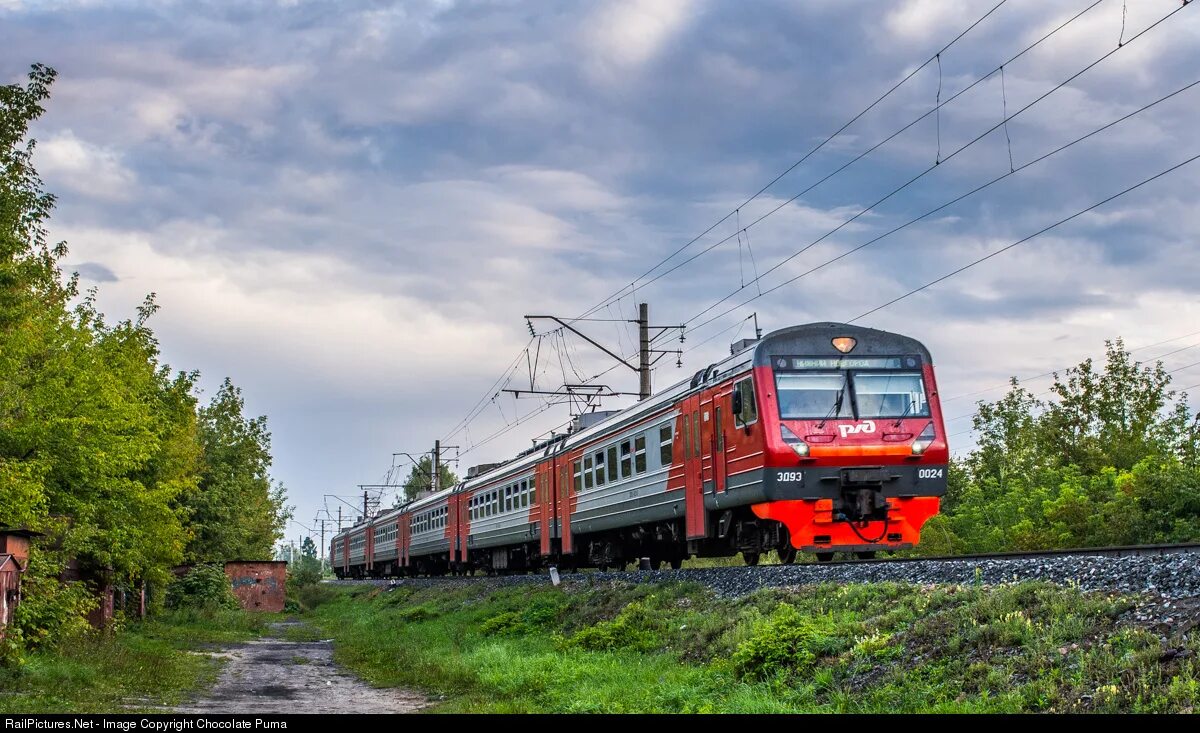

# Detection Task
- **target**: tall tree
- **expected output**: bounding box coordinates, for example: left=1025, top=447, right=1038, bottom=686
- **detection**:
left=180, top=378, right=291, bottom=563
left=397, top=456, right=458, bottom=502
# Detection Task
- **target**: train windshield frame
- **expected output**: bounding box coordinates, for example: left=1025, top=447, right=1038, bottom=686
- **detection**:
left=774, top=356, right=931, bottom=420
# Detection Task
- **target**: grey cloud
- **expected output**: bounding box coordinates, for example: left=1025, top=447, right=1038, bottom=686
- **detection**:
left=72, top=261, right=119, bottom=282
left=4, top=0, right=1197, bottom=528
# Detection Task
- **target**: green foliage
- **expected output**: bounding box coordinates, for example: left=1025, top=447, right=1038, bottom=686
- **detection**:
left=729, top=604, right=835, bottom=679
left=165, top=565, right=238, bottom=611
left=287, top=553, right=323, bottom=591
left=397, top=455, right=458, bottom=502
left=930, top=339, right=1200, bottom=554
left=3, top=555, right=94, bottom=663
left=397, top=605, right=437, bottom=622
left=0, top=64, right=289, bottom=653
left=180, top=378, right=291, bottom=564
left=0, top=606, right=267, bottom=712
left=561, top=599, right=666, bottom=653
left=299, top=579, right=1200, bottom=713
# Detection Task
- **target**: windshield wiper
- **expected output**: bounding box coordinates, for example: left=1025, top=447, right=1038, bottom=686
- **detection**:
left=816, top=384, right=845, bottom=429
left=892, top=398, right=916, bottom=428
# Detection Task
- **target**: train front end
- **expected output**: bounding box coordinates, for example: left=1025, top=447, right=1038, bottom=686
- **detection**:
left=749, top=323, right=947, bottom=557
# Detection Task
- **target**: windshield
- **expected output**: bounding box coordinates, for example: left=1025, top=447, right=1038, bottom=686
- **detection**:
left=853, top=372, right=929, bottom=418
left=776, top=373, right=852, bottom=419
left=775, top=370, right=930, bottom=420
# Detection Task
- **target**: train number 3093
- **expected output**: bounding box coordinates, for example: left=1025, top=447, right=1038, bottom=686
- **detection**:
left=775, top=471, right=803, bottom=483
left=918, top=468, right=944, bottom=479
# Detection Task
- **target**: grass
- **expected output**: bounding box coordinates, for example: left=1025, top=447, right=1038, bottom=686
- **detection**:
left=300, top=579, right=1200, bottom=713
left=0, top=607, right=275, bottom=713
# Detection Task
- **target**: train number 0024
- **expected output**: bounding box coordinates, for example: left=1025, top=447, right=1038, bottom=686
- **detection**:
left=918, top=468, right=944, bottom=479
left=775, top=471, right=803, bottom=483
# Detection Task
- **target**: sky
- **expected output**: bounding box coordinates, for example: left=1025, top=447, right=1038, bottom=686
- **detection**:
left=4, top=0, right=1199, bottom=548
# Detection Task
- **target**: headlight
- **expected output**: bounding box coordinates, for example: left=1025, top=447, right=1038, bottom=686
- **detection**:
left=912, top=422, right=936, bottom=455
left=780, top=424, right=810, bottom=457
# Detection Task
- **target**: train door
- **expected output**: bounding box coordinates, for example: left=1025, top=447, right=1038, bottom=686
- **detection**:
left=446, top=492, right=460, bottom=565
left=555, top=453, right=574, bottom=556
left=713, top=391, right=728, bottom=493
left=398, top=517, right=408, bottom=569
left=559, top=461, right=571, bottom=557
left=683, top=392, right=706, bottom=539
left=537, top=460, right=555, bottom=556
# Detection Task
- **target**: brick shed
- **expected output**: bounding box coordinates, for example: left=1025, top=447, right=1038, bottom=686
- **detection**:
left=224, top=561, right=287, bottom=612
left=0, top=528, right=40, bottom=636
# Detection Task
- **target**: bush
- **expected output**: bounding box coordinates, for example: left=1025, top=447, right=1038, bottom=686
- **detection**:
left=287, top=555, right=323, bottom=591
left=294, top=583, right=337, bottom=613
left=730, top=604, right=833, bottom=680
left=165, top=565, right=238, bottom=611
left=562, top=600, right=665, bottom=653
left=397, top=605, right=436, bottom=622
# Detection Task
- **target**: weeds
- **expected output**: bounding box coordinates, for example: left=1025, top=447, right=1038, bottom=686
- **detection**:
left=301, top=579, right=1200, bottom=713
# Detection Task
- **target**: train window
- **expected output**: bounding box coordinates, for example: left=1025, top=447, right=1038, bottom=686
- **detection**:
left=620, top=441, right=632, bottom=478
left=635, top=435, right=647, bottom=474
left=775, top=373, right=850, bottom=419
left=583, top=455, right=594, bottom=489
left=692, top=411, right=700, bottom=456
left=505, top=487, right=512, bottom=513
left=683, top=415, right=690, bottom=458
left=573, top=460, right=582, bottom=494
left=595, top=451, right=607, bottom=486
left=608, top=447, right=619, bottom=481
left=852, top=372, right=929, bottom=418
left=659, top=425, right=672, bottom=466
left=493, top=492, right=500, bottom=515
left=716, top=407, right=724, bottom=451
left=734, top=379, right=758, bottom=425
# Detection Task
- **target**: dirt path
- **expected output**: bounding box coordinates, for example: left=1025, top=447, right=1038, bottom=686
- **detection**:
left=174, top=621, right=429, bottom=714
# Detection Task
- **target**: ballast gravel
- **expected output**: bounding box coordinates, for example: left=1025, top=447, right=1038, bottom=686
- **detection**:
left=333, top=551, right=1200, bottom=600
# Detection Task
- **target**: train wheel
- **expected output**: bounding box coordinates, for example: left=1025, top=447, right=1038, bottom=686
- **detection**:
left=669, top=556, right=683, bottom=570
left=855, top=551, right=877, bottom=560
left=815, top=552, right=835, bottom=563
left=779, top=546, right=797, bottom=565
left=743, top=552, right=760, bottom=566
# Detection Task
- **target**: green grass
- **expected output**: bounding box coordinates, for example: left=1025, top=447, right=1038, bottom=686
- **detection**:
left=0, top=608, right=274, bottom=713
left=302, top=580, right=1200, bottom=713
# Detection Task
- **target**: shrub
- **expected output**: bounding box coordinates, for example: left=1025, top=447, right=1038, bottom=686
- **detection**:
left=730, top=604, right=833, bottom=680
left=480, top=611, right=522, bottom=636
left=165, top=565, right=238, bottom=611
left=397, top=605, right=436, bottom=622
left=562, top=600, right=664, bottom=653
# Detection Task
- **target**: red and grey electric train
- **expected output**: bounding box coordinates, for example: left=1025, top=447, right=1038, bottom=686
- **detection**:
left=331, top=323, right=948, bottom=576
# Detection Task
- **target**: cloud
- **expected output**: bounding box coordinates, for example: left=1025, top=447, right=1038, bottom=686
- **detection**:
left=4, top=0, right=1197, bottom=528
left=583, top=0, right=697, bottom=78
left=71, top=261, right=119, bottom=282
left=37, top=131, right=136, bottom=200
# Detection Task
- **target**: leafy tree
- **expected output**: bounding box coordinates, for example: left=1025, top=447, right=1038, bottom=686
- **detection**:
left=0, top=65, right=292, bottom=652
left=179, top=378, right=291, bottom=563
left=397, top=456, right=457, bottom=502
left=301, top=536, right=316, bottom=558
left=926, top=339, right=1200, bottom=554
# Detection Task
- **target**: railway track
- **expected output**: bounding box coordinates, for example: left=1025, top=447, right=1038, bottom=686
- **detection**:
left=327, top=542, right=1200, bottom=599
left=821, top=541, right=1200, bottom=565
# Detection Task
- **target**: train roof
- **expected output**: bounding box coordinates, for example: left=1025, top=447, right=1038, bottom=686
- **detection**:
left=752, top=322, right=933, bottom=365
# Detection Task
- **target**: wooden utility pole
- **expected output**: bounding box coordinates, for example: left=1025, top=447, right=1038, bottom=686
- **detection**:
left=523, top=303, right=682, bottom=403
left=638, top=302, right=651, bottom=400
left=432, top=440, right=440, bottom=493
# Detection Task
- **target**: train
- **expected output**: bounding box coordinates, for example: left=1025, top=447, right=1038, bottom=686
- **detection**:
left=331, top=322, right=948, bottom=577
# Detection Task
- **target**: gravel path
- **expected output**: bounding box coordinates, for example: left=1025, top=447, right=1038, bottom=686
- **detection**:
left=173, top=621, right=429, bottom=714
left=335, top=551, right=1200, bottom=599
